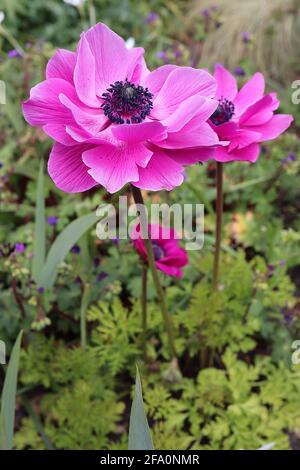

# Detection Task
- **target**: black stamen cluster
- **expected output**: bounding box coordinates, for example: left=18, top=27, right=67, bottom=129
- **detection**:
left=101, top=79, right=153, bottom=124
left=210, top=97, right=235, bottom=126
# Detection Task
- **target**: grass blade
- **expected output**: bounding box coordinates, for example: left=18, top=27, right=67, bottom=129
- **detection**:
left=128, top=366, right=154, bottom=450
left=37, top=212, right=99, bottom=289
left=0, top=331, right=23, bottom=450
left=32, top=160, right=46, bottom=282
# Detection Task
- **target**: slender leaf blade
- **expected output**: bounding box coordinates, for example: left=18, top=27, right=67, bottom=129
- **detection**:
left=37, top=213, right=99, bottom=289
left=32, top=160, right=46, bottom=282
left=128, top=367, right=154, bottom=450
left=0, top=331, right=23, bottom=450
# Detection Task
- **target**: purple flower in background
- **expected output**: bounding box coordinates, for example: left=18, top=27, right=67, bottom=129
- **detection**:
left=281, top=153, right=297, bottom=166
left=97, top=271, right=108, bottom=281
left=288, top=152, right=296, bottom=162
left=0, top=161, right=3, bottom=169
left=233, top=66, right=245, bottom=77
left=94, top=257, right=100, bottom=267
left=47, top=216, right=58, bottom=226
left=111, top=237, right=119, bottom=245
left=37, top=287, right=45, bottom=294
left=8, top=49, right=21, bottom=58
left=15, top=243, right=25, bottom=253
left=156, top=50, right=167, bottom=61
left=201, top=8, right=211, bottom=18
left=71, top=244, right=81, bottom=254
left=144, top=12, right=159, bottom=24
left=241, top=32, right=251, bottom=43
left=173, top=49, right=183, bottom=59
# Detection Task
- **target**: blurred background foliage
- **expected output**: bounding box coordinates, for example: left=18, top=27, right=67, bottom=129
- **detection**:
left=0, top=0, right=300, bottom=450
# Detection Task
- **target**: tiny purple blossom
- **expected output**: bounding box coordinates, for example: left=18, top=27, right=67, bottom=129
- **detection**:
left=233, top=66, right=245, bottom=77
left=47, top=216, right=58, bottom=226
left=71, top=244, right=81, bottom=254
left=111, top=237, right=119, bottom=245
left=15, top=243, right=25, bottom=253
left=241, top=32, right=251, bottom=43
left=173, top=49, right=183, bottom=59
left=288, top=152, right=296, bottom=161
left=201, top=8, right=210, bottom=18
left=37, top=287, right=45, bottom=294
left=156, top=50, right=167, bottom=61
left=97, top=271, right=108, bottom=281
left=0, top=161, right=3, bottom=169
left=8, top=49, right=21, bottom=58
left=144, top=12, right=159, bottom=24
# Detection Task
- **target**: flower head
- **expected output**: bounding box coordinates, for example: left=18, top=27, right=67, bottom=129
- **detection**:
left=47, top=215, right=58, bottom=226
left=8, top=49, right=21, bottom=58
left=131, top=223, right=188, bottom=278
left=233, top=66, right=245, bottom=77
left=209, top=64, right=293, bottom=163
left=144, top=12, right=159, bottom=25
left=15, top=243, right=25, bottom=253
left=23, top=23, right=219, bottom=194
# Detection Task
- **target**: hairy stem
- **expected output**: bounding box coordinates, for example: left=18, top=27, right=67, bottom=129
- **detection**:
left=80, top=283, right=91, bottom=349
left=212, top=162, right=224, bottom=291
left=141, top=264, right=148, bottom=362
left=130, top=185, right=177, bottom=359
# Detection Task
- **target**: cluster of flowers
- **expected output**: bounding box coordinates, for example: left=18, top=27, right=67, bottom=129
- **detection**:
left=22, top=23, right=293, bottom=278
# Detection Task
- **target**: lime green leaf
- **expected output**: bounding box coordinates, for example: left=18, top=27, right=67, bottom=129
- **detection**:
left=128, top=367, right=154, bottom=450
left=32, top=160, right=46, bottom=282
left=37, top=213, right=99, bottom=289
left=0, top=331, right=23, bottom=450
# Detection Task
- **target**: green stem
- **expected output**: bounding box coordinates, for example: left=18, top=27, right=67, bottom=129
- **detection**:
left=130, top=185, right=177, bottom=360
left=141, top=264, right=148, bottom=362
left=88, top=0, right=96, bottom=26
left=0, top=25, right=25, bottom=57
left=212, top=162, right=223, bottom=291
left=80, top=283, right=91, bottom=349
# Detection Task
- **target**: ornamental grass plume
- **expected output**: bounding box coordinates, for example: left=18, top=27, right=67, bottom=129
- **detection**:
left=23, top=22, right=220, bottom=194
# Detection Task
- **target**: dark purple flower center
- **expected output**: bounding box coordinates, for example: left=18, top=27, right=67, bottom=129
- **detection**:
left=210, top=97, right=235, bottom=126
left=152, top=243, right=165, bottom=261
left=101, top=79, right=153, bottom=124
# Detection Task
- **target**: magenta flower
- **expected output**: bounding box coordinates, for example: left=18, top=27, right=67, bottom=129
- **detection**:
left=131, top=224, right=188, bottom=278
left=23, top=23, right=219, bottom=194
left=209, top=65, right=293, bottom=163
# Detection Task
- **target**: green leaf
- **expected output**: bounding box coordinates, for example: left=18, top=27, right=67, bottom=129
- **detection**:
left=0, top=331, right=23, bottom=450
left=128, top=366, right=154, bottom=450
left=32, top=160, right=46, bottom=282
left=37, top=213, right=99, bottom=289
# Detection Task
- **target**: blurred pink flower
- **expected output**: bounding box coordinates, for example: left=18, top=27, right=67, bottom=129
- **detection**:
left=209, top=64, right=293, bottom=163
left=131, top=224, right=188, bottom=278
left=23, top=23, right=219, bottom=194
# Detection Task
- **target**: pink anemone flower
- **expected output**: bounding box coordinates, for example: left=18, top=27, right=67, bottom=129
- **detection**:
left=131, top=224, right=188, bottom=278
left=22, top=23, right=220, bottom=194
left=209, top=64, right=293, bottom=163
